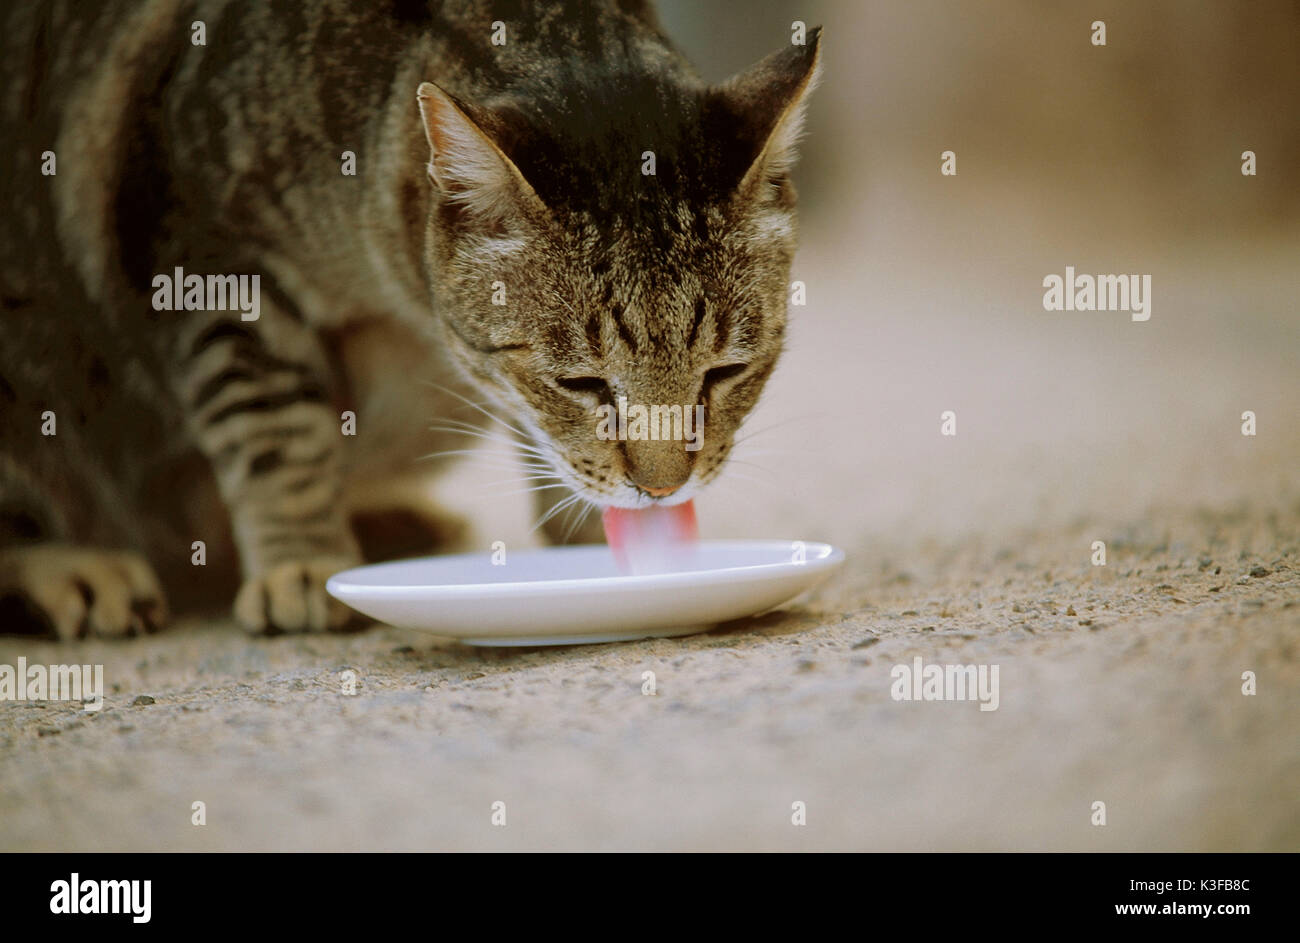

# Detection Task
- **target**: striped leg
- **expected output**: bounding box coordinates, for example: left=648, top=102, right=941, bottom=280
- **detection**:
left=176, top=308, right=360, bottom=633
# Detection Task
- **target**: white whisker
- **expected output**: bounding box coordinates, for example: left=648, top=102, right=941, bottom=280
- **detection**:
left=561, top=499, right=598, bottom=543
left=419, top=380, right=530, bottom=440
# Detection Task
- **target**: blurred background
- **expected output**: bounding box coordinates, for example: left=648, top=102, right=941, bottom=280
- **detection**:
left=666, top=0, right=1300, bottom=231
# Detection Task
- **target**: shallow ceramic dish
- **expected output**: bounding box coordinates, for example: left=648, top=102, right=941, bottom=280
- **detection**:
left=325, top=540, right=844, bottom=646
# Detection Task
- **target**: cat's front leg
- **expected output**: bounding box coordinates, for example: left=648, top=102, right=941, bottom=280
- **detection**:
left=175, top=308, right=361, bottom=634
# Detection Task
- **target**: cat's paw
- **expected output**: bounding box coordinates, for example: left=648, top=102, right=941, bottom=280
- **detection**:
left=234, top=557, right=360, bottom=634
left=0, top=544, right=168, bottom=639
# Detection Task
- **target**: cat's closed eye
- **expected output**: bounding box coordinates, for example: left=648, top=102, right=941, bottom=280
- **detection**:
left=702, top=363, right=749, bottom=398
left=555, top=375, right=612, bottom=401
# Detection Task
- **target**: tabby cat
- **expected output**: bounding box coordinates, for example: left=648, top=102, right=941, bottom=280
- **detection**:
left=0, top=0, right=821, bottom=636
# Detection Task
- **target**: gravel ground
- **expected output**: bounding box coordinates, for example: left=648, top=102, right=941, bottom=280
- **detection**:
left=0, top=498, right=1295, bottom=851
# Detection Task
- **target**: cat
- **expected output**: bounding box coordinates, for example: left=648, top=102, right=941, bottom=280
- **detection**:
left=0, top=0, right=821, bottom=637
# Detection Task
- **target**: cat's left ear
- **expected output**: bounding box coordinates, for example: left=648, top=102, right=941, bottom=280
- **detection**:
left=416, top=81, right=545, bottom=220
left=717, top=26, right=823, bottom=196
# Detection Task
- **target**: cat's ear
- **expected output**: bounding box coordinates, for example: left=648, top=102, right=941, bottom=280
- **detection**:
left=416, top=81, right=543, bottom=219
left=717, top=26, right=823, bottom=196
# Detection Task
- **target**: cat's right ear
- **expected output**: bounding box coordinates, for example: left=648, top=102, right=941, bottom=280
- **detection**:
left=716, top=26, right=824, bottom=197
left=416, top=82, right=543, bottom=219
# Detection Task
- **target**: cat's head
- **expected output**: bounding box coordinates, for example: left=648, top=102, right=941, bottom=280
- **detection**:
left=417, top=29, right=821, bottom=510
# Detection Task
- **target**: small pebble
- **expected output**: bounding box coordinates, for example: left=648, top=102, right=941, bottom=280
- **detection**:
left=131, top=695, right=156, bottom=707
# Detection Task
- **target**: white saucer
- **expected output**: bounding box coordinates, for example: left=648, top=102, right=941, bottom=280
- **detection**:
left=325, top=540, right=844, bottom=646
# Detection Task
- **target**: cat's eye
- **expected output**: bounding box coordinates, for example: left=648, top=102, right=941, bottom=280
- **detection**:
left=702, top=363, right=748, bottom=397
left=555, top=376, right=611, bottom=400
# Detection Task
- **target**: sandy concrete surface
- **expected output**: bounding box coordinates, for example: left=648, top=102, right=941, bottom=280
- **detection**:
left=0, top=502, right=1295, bottom=851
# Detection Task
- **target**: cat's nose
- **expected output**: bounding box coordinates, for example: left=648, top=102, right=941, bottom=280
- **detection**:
left=624, top=436, right=694, bottom=498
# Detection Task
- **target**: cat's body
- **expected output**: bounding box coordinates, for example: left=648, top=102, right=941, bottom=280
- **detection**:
left=0, top=0, right=820, bottom=636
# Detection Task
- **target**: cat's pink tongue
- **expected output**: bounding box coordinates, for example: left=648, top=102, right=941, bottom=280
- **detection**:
left=602, top=501, right=698, bottom=574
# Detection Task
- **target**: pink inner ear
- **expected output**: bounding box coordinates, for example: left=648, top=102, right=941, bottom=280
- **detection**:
left=422, top=101, right=464, bottom=186
left=419, top=88, right=483, bottom=194
left=602, top=500, right=698, bottom=574
left=423, top=97, right=459, bottom=158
